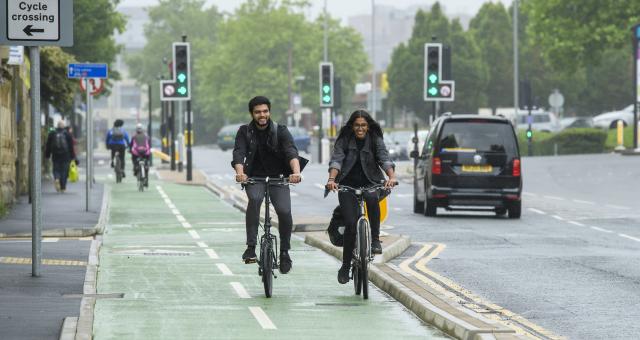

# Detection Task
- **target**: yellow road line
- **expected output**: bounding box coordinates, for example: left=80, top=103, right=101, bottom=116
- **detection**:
left=0, top=257, right=87, bottom=266
left=402, top=244, right=564, bottom=340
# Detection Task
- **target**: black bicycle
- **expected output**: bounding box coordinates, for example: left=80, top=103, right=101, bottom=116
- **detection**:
left=335, top=183, right=388, bottom=299
left=243, top=176, right=291, bottom=298
left=114, top=150, right=123, bottom=183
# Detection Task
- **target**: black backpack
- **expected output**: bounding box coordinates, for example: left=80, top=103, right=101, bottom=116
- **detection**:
left=52, top=131, right=69, bottom=155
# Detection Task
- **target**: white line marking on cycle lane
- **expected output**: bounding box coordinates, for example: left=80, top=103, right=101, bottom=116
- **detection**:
left=249, top=307, right=277, bottom=330
left=568, top=221, right=585, bottom=227
left=216, top=263, right=233, bottom=276
left=590, top=226, right=613, bottom=233
left=230, top=282, right=251, bottom=298
left=619, top=234, right=640, bottom=242
left=527, top=208, right=546, bottom=215
left=187, top=230, right=201, bottom=240
left=196, top=242, right=207, bottom=248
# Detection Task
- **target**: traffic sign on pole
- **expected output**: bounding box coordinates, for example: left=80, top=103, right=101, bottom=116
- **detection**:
left=161, top=42, right=191, bottom=101
left=67, top=63, right=108, bottom=79
left=0, top=0, right=73, bottom=46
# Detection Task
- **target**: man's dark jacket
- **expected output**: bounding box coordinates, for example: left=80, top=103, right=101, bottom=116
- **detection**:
left=329, top=133, right=394, bottom=183
left=45, top=128, right=76, bottom=162
left=231, top=121, right=299, bottom=176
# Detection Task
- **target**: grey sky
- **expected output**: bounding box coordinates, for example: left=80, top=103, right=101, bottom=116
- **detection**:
left=119, top=0, right=513, bottom=22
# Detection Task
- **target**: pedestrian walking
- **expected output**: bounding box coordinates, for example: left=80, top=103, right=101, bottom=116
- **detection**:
left=45, top=120, right=77, bottom=193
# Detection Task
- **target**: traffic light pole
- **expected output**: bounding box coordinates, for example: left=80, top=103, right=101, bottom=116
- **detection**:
left=148, top=83, right=153, bottom=166
left=186, top=99, right=192, bottom=181
left=170, top=101, right=176, bottom=171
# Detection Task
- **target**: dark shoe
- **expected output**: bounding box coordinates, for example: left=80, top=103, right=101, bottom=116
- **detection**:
left=337, top=264, right=350, bottom=284
left=242, top=246, right=256, bottom=264
left=371, top=239, right=382, bottom=254
left=279, top=251, right=292, bottom=274
left=110, top=162, right=114, bottom=168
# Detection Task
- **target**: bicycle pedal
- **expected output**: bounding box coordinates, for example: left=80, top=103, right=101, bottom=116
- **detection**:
left=244, top=258, right=257, bottom=264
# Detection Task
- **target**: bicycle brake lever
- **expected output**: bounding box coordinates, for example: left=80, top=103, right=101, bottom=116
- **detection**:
left=323, top=188, right=330, bottom=198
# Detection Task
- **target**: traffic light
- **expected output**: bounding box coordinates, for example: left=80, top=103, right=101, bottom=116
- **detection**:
left=319, top=62, right=334, bottom=107
left=526, top=129, right=533, bottom=139
left=424, top=43, right=455, bottom=102
left=160, top=42, right=191, bottom=101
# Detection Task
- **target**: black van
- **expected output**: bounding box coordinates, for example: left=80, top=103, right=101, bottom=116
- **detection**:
left=411, top=114, right=522, bottom=218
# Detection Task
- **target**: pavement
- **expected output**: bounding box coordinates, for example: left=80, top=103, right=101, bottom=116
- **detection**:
left=0, top=173, right=107, bottom=340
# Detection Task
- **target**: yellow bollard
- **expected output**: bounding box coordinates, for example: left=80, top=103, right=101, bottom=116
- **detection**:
left=615, top=120, right=625, bottom=151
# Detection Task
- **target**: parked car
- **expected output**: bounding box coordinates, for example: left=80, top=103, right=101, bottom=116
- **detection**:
left=288, top=127, right=311, bottom=153
left=411, top=114, right=522, bottom=218
left=516, top=111, right=561, bottom=133
left=216, top=123, right=242, bottom=151
left=387, top=130, right=413, bottom=160
left=593, top=105, right=634, bottom=129
left=560, top=117, right=594, bottom=130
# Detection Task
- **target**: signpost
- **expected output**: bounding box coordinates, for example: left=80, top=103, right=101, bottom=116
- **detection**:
left=1, top=0, right=73, bottom=277
left=633, top=24, right=640, bottom=150
left=67, top=63, right=108, bottom=214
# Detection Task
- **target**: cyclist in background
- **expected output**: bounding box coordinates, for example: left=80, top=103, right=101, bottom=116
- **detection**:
left=106, top=119, right=130, bottom=177
left=232, top=96, right=303, bottom=274
left=130, top=123, right=151, bottom=186
left=325, top=109, right=397, bottom=284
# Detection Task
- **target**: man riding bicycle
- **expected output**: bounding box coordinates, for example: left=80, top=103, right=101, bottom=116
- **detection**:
left=232, top=96, right=303, bottom=274
left=326, top=109, right=397, bottom=284
left=130, top=123, right=151, bottom=186
left=106, top=119, right=130, bottom=177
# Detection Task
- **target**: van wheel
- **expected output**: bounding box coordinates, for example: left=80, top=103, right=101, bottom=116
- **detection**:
left=413, top=195, right=424, bottom=214
left=424, top=197, right=437, bottom=217
left=508, top=201, right=521, bottom=219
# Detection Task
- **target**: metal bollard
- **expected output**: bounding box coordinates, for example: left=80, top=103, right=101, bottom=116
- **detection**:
left=615, top=120, right=625, bottom=151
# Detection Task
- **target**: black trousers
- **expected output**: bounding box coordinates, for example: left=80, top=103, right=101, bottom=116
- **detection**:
left=338, top=191, right=380, bottom=266
left=245, top=183, right=293, bottom=251
left=131, top=154, right=150, bottom=176
left=52, top=159, right=70, bottom=190
left=110, top=144, right=126, bottom=171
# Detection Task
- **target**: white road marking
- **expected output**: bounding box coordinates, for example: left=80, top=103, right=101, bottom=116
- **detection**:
left=522, top=192, right=536, bottom=197
left=107, top=174, right=113, bottom=179
left=393, top=207, right=404, bottom=212
left=395, top=194, right=413, bottom=198
left=176, top=215, right=186, bottom=223
left=42, top=238, right=59, bottom=242
left=572, top=199, right=595, bottom=205
left=544, top=195, right=564, bottom=201
left=171, top=209, right=180, bottom=215
left=619, top=233, right=640, bottom=242
left=167, top=203, right=176, bottom=209
left=188, top=230, right=201, bottom=240
left=552, top=215, right=565, bottom=221
left=528, top=208, right=546, bottom=215
left=181, top=222, right=192, bottom=229
left=205, top=248, right=219, bottom=259
left=230, top=282, right=251, bottom=299
left=605, top=204, right=631, bottom=210
left=568, top=221, right=586, bottom=227
left=290, top=192, right=299, bottom=197
left=216, top=263, right=233, bottom=276
left=591, top=226, right=613, bottom=233
left=314, top=183, right=325, bottom=190
left=196, top=242, right=207, bottom=248
left=249, top=307, right=277, bottom=330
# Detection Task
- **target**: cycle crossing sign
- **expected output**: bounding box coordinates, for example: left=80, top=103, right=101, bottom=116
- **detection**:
left=0, top=0, right=73, bottom=46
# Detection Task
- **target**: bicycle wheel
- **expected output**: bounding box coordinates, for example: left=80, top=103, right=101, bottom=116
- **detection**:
left=115, top=156, right=122, bottom=183
left=353, top=261, right=361, bottom=295
left=137, top=169, right=143, bottom=191
left=358, top=219, right=369, bottom=299
left=261, top=243, right=273, bottom=298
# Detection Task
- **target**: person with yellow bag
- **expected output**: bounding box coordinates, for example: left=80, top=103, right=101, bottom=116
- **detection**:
left=45, top=121, right=77, bottom=193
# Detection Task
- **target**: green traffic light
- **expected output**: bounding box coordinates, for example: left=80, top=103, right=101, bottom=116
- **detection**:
left=428, top=87, right=438, bottom=96
left=323, top=85, right=331, bottom=94
left=428, top=73, right=438, bottom=84
left=526, top=130, right=533, bottom=138
left=177, top=86, right=187, bottom=95
left=323, top=95, right=331, bottom=103
left=177, top=73, right=187, bottom=83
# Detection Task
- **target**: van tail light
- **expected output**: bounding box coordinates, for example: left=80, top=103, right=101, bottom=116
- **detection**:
left=512, top=159, right=521, bottom=177
left=432, top=157, right=442, bottom=175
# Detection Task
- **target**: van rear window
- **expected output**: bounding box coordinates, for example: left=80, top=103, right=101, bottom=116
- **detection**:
left=439, top=121, right=518, bottom=155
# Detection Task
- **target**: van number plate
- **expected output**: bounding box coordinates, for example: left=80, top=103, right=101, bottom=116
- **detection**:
left=461, top=165, right=492, bottom=173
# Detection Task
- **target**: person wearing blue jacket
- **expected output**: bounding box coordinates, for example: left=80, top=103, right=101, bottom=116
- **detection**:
left=106, top=119, right=130, bottom=177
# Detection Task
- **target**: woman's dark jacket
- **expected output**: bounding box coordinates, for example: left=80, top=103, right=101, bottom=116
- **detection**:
left=329, top=133, right=394, bottom=183
left=231, top=120, right=299, bottom=176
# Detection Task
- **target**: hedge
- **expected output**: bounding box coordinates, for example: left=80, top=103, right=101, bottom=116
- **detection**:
left=516, top=128, right=607, bottom=156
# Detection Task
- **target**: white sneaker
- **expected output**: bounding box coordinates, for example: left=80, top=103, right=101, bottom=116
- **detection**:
left=54, top=179, right=61, bottom=192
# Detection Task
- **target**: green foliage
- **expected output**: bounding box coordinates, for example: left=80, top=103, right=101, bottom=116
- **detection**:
left=469, top=2, right=513, bottom=110
left=387, top=3, right=488, bottom=118
left=197, top=0, right=367, bottom=131
left=40, top=47, right=78, bottom=112
left=605, top=126, right=636, bottom=150
left=523, top=0, right=640, bottom=73
left=517, top=128, right=607, bottom=155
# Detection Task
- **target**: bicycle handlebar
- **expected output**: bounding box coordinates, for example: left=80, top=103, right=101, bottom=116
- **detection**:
left=244, top=176, right=291, bottom=185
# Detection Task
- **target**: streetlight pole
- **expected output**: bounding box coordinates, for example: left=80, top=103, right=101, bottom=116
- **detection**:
left=371, top=0, right=377, bottom=119
left=513, top=0, right=519, bottom=118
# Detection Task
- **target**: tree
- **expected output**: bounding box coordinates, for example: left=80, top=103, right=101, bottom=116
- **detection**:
left=469, top=2, right=513, bottom=111
left=197, top=0, right=367, bottom=132
left=523, top=0, right=640, bottom=73
left=40, top=47, right=78, bottom=112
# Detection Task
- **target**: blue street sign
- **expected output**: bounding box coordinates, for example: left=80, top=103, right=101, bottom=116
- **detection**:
left=67, top=63, right=108, bottom=79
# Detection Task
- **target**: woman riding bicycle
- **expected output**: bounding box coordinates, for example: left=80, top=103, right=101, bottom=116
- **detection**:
left=326, top=109, right=397, bottom=284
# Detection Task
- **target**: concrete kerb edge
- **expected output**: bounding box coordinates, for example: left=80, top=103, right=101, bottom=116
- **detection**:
left=303, top=233, right=511, bottom=340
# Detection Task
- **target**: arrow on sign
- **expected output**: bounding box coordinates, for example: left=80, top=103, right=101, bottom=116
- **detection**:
left=428, top=87, right=438, bottom=96
left=23, top=25, right=45, bottom=36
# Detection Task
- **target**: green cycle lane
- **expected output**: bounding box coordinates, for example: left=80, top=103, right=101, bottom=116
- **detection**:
left=93, top=176, right=451, bottom=339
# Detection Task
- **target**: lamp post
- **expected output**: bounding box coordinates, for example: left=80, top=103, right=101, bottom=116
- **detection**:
left=371, top=0, right=376, bottom=119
